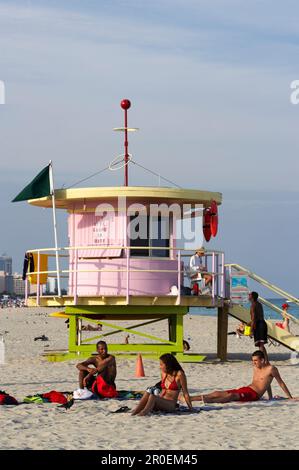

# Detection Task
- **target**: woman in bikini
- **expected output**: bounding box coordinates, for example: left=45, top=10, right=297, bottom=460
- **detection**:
left=131, top=353, right=192, bottom=416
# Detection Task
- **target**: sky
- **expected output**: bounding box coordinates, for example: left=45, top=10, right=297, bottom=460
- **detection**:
left=0, top=0, right=298, bottom=296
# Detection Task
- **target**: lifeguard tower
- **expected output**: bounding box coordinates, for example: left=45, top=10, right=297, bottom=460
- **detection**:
left=21, top=100, right=299, bottom=362
left=22, top=99, right=228, bottom=362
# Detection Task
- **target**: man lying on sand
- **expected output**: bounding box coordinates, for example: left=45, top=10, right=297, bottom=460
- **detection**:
left=187, top=350, right=297, bottom=404
left=81, top=324, right=102, bottom=331
left=76, top=340, right=117, bottom=396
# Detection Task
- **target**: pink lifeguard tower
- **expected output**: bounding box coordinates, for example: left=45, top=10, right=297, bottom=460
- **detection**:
left=25, top=100, right=226, bottom=362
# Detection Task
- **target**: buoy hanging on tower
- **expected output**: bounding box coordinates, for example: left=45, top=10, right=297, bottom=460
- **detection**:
left=203, top=208, right=212, bottom=242
left=210, top=200, right=218, bottom=237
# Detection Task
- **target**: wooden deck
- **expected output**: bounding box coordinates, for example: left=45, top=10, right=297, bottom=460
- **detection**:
left=27, top=295, right=223, bottom=308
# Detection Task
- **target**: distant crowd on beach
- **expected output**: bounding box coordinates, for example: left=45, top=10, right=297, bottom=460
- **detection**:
left=0, top=296, right=25, bottom=309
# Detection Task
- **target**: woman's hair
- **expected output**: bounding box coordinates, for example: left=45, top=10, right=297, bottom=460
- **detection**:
left=159, top=353, right=183, bottom=374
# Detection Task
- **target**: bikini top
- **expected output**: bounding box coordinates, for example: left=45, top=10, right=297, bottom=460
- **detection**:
left=161, top=375, right=180, bottom=391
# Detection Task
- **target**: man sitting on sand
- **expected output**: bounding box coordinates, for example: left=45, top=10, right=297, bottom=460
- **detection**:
left=76, top=340, right=117, bottom=397
left=188, top=351, right=296, bottom=404
left=81, top=323, right=102, bottom=331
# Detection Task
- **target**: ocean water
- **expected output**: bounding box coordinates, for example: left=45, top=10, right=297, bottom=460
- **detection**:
left=191, top=298, right=299, bottom=320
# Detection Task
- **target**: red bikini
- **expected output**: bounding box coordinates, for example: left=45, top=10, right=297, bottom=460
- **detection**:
left=161, top=375, right=180, bottom=395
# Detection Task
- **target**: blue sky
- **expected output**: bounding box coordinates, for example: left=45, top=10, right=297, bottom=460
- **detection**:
left=0, top=0, right=298, bottom=296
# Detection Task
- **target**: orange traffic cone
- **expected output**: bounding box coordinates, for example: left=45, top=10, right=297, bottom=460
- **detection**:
left=135, top=353, right=145, bottom=377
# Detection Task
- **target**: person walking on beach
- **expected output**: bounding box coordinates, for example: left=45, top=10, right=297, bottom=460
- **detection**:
left=76, top=340, right=117, bottom=395
left=131, top=353, right=192, bottom=416
left=276, top=303, right=291, bottom=333
left=188, top=350, right=297, bottom=404
left=249, top=291, right=269, bottom=363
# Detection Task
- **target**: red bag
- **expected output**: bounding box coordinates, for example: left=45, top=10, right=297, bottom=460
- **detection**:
left=192, top=283, right=199, bottom=295
left=0, top=390, right=18, bottom=405
left=92, top=375, right=118, bottom=398
left=42, top=390, right=68, bottom=404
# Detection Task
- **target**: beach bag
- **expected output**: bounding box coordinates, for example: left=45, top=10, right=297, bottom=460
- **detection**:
left=192, top=283, right=199, bottom=295
left=91, top=375, right=118, bottom=398
left=41, top=391, right=68, bottom=404
left=244, top=326, right=252, bottom=336
left=73, top=388, right=94, bottom=400
left=23, top=395, right=44, bottom=404
left=0, top=390, right=18, bottom=405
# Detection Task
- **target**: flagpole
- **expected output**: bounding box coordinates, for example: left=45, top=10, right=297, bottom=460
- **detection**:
left=49, top=160, right=61, bottom=297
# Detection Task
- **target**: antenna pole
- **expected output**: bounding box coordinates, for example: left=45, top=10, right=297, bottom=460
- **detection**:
left=120, top=99, right=131, bottom=186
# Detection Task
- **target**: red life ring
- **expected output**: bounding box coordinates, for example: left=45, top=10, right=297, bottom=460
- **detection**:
left=203, top=208, right=212, bottom=242
left=210, top=200, right=218, bottom=237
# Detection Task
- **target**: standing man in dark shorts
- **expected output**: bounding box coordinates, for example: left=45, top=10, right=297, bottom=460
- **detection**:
left=249, top=291, right=268, bottom=363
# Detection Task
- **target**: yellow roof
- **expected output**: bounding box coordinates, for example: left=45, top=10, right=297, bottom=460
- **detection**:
left=28, top=186, right=222, bottom=209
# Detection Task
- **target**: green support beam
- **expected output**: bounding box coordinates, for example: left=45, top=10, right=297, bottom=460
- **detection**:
left=44, top=304, right=205, bottom=363
left=65, top=305, right=189, bottom=317
left=81, top=318, right=176, bottom=345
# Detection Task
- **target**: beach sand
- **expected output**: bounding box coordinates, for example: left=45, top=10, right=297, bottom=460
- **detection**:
left=0, top=307, right=298, bottom=450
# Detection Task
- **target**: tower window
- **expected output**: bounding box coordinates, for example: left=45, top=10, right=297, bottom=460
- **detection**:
left=129, top=215, right=170, bottom=257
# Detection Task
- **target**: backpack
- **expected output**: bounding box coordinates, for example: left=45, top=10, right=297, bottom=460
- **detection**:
left=41, top=391, right=68, bottom=404
left=0, top=390, right=18, bottom=405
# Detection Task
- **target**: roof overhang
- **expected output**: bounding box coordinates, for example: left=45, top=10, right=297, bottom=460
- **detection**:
left=28, top=186, right=222, bottom=209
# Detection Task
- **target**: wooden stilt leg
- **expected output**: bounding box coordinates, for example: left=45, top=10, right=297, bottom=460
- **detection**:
left=217, top=305, right=228, bottom=361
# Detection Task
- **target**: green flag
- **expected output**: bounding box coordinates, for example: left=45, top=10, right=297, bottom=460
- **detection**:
left=12, top=165, right=51, bottom=202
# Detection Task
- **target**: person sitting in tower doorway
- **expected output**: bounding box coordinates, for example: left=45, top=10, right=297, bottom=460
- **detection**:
left=189, top=248, right=212, bottom=287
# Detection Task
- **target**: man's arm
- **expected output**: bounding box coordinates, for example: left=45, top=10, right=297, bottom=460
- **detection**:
left=266, top=385, right=273, bottom=400
left=80, top=357, right=114, bottom=388
left=76, top=357, right=97, bottom=373
left=271, top=366, right=293, bottom=399
left=95, top=355, right=115, bottom=373
left=250, top=304, right=256, bottom=330
left=179, top=371, right=192, bottom=410
left=198, top=257, right=207, bottom=272
left=189, top=256, right=196, bottom=271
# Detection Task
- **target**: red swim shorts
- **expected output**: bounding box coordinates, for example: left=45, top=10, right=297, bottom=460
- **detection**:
left=226, top=386, right=259, bottom=402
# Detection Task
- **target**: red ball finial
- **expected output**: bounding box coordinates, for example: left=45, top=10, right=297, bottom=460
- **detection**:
left=121, top=99, right=131, bottom=110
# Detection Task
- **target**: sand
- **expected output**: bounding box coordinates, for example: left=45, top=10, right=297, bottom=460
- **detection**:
left=0, top=307, right=299, bottom=450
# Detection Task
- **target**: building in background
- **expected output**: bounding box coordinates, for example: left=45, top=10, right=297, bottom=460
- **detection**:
left=12, top=273, right=25, bottom=297
left=0, top=255, right=13, bottom=293
left=0, top=255, right=12, bottom=275
left=0, top=271, right=5, bottom=293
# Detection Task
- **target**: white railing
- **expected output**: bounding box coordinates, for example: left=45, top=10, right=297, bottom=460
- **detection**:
left=25, top=246, right=225, bottom=306
left=226, top=263, right=299, bottom=326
